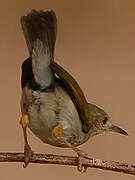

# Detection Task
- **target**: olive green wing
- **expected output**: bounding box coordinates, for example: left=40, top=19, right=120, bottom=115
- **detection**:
left=50, top=61, right=92, bottom=133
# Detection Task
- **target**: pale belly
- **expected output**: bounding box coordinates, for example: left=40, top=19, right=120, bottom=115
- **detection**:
left=21, top=84, right=89, bottom=147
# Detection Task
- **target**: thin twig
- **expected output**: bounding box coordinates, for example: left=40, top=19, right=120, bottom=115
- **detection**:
left=0, top=152, right=134, bottom=176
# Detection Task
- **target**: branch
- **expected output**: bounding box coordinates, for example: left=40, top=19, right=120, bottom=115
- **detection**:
left=0, top=152, right=134, bottom=176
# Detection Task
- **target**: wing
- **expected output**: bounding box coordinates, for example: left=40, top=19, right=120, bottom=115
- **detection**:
left=21, top=57, right=32, bottom=90
left=50, top=61, right=92, bottom=133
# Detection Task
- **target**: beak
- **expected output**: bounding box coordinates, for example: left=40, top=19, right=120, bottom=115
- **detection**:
left=109, top=124, right=128, bottom=136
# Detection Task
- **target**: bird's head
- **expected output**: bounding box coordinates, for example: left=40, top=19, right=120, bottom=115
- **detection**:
left=88, top=103, right=128, bottom=137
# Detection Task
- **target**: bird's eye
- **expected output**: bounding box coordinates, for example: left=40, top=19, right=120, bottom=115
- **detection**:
left=102, top=117, right=108, bottom=125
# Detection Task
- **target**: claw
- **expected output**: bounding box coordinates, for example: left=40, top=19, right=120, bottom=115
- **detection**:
left=83, top=165, right=88, bottom=173
left=23, top=144, right=33, bottom=168
left=77, top=156, right=83, bottom=172
left=77, top=156, right=88, bottom=172
left=76, top=151, right=88, bottom=172
left=53, top=126, right=89, bottom=172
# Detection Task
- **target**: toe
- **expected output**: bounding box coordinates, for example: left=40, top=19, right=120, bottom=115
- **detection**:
left=23, top=144, right=33, bottom=168
left=77, top=156, right=88, bottom=173
left=77, top=155, right=88, bottom=173
left=77, top=156, right=83, bottom=172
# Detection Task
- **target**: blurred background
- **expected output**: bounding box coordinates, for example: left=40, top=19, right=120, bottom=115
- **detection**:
left=0, top=0, right=135, bottom=179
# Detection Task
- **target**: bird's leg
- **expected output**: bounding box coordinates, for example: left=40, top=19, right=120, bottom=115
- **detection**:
left=52, top=124, right=88, bottom=172
left=20, top=114, right=33, bottom=168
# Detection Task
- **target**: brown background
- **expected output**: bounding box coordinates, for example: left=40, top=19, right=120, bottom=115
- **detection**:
left=0, top=0, right=135, bottom=179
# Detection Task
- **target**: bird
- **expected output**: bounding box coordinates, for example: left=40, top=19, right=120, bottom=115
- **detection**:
left=20, top=9, right=128, bottom=172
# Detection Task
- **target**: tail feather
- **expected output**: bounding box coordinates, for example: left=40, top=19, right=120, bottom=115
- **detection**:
left=21, top=9, right=57, bottom=57
left=21, top=10, right=57, bottom=89
left=32, top=38, right=53, bottom=89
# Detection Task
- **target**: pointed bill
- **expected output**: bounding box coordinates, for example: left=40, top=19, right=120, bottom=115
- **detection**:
left=109, top=124, right=128, bottom=136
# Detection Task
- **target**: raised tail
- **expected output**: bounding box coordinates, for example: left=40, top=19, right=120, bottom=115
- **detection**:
left=21, top=10, right=57, bottom=90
